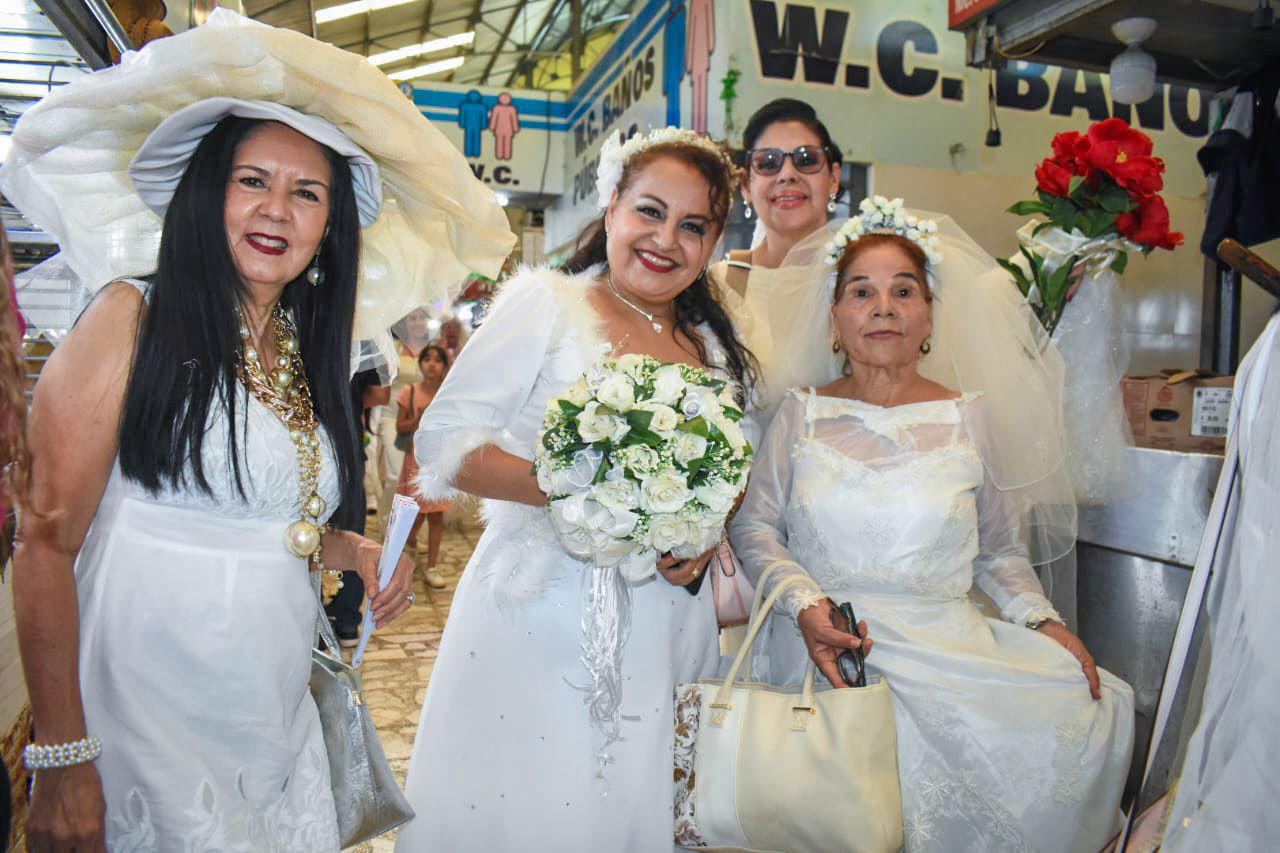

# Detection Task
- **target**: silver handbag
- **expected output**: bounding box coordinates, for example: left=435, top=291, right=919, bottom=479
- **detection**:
left=311, top=591, right=415, bottom=846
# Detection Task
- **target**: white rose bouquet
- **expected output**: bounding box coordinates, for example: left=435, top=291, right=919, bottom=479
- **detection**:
left=535, top=353, right=753, bottom=580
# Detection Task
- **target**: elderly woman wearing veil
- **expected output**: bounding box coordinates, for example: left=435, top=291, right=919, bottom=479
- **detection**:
left=3, top=12, right=512, bottom=850
left=730, top=197, right=1134, bottom=852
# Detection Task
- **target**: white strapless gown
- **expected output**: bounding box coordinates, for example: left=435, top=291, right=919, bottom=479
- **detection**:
left=77, top=388, right=341, bottom=851
left=732, top=390, right=1135, bottom=853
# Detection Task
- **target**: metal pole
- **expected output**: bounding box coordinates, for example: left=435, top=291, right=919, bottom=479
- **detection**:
left=1215, top=266, right=1242, bottom=373
left=570, top=0, right=583, bottom=83
left=82, top=0, right=133, bottom=58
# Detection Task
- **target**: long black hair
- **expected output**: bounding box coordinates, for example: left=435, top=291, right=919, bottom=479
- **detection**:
left=118, top=116, right=363, bottom=526
left=561, top=140, right=758, bottom=395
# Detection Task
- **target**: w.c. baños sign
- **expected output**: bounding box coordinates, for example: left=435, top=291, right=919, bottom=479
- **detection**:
left=406, top=1, right=1211, bottom=249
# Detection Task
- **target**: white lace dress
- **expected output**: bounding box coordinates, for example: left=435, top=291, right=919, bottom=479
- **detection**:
left=396, top=267, right=725, bottom=852
left=76, top=376, right=341, bottom=850
left=730, top=390, right=1134, bottom=853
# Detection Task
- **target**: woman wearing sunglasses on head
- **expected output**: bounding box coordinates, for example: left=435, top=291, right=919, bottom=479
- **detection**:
left=708, top=98, right=845, bottom=418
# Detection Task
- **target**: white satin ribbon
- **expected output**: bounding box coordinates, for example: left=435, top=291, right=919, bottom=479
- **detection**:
left=1016, top=222, right=1143, bottom=277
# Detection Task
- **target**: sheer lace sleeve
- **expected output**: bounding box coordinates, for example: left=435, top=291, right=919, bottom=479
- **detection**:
left=965, top=398, right=1063, bottom=627
left=729, top=391, right=825, bottom=620
left=413, top=274, right=556, bottom=502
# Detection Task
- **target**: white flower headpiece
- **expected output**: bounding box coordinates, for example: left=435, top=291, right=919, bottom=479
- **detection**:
left=824, top=196, right=944, bottom=284
left=595, top=127, right=735, bottom=209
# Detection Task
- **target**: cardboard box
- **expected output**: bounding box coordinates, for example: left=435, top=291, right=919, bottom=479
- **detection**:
left=1121, top=370, right=1234, bottom=455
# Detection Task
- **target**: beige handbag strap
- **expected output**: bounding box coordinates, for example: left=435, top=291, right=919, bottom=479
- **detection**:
left=739, top=560, right=813, bottom=679
left=715, top=570, right=818, bottom=711
left=748, top=559, right=807, bottom=616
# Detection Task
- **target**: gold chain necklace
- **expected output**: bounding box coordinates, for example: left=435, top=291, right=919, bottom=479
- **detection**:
left=236, top=305, right=340, bottom=588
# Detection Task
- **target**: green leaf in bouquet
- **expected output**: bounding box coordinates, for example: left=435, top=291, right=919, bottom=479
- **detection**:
left=1082, top=208, right=1117, bottom=238
left=1044, top=253, right=1080, bottom=305
left=996, top=257, right=1032, bottom=297
left=1032, top=220, right=1058, bottom=237
left=680, top=416, right=711, bottom=438
left=1098, top=182, right=1136, bottom=214
left=686, top=456, right=707, bottom=479
left=1049, top=196, right=1079, bottom=230
left=592, top=456, right=611, bottom=485
left=1018, top=246, right=1044, bottom=280
left=623, top=427, right=664, bottom=447
left=721, top=405, right=743, bottom=423
left=557, top=399, right=584, bottom=417
left=1007, top=200, right=1050, bottom=217
left=626, top=408, right=655, bottom=432
left=1111, top=251, right=1129, bottom=274
left=1068, top=175, right=1088, bottom=200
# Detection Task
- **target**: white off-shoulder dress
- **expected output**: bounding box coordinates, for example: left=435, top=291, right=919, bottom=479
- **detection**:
left=76, top=336, right=341, bottom=848
left=730, top=389, right=1134, bottom=853
left=396, top=267, right=728, bottom=852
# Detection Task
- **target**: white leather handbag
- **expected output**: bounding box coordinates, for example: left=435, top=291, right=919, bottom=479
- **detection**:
left=674, top=567, right=904, bottom=853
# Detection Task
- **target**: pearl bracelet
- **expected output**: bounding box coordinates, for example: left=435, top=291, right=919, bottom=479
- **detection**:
left=23, top=735, right=102, bottom=770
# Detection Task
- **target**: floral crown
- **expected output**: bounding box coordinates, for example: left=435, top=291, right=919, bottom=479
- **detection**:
left=595, top=127, right=738, bottom=209
left=824, top=196, right=944, bottom=280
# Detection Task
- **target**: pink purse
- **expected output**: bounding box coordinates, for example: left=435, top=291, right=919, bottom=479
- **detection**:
left=709, top=540, right=754, bottom=655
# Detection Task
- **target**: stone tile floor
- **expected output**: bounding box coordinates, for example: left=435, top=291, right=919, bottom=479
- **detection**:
left=348, top=506, right=480, bottom=852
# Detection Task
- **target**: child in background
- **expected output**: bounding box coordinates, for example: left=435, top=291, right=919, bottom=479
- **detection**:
left=395, top=344, right=452, bottom=589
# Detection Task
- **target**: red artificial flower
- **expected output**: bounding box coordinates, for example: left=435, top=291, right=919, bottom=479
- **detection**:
left=1035, top=157, right=1075, bottom=198
left=1083, top=119, right=1155, bottom=176
left=1117, top=194, right=1184, bottom=250
left=1108, top=154, right=1165, bottom=197
left=1051, top=131, right=1089, bottom=175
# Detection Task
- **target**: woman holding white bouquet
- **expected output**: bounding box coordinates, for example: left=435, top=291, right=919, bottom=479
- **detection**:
left=397, top=128, right=802, bottom=851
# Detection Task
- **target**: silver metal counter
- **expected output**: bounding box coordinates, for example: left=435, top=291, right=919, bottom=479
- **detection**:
left=1075, top=446, right=1223, bottom=805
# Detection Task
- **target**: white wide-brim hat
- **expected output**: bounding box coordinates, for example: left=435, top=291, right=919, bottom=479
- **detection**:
left=131, top=97, right=384, bottom=227
left=1, top=8, right=515, bottom=344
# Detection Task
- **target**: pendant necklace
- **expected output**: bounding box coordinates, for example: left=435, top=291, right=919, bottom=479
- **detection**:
left=606, top=271, right=666, bottom=334
left=236, top=304, right=340, bottom=589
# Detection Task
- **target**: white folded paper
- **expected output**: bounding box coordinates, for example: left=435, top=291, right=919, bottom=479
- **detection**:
left=351, top=493, right=419, bottom=669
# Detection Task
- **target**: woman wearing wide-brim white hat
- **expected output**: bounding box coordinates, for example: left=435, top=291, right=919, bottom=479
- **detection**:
left=3, top=10, right=513, bottom=851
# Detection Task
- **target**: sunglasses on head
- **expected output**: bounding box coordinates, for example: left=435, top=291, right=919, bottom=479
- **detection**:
left=745, top=145, right=832, bottom=175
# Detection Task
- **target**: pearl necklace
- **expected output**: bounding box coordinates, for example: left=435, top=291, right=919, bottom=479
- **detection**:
left=606, top=271, right=666, bottom=334
left=237, top=305, right=340, bottom=589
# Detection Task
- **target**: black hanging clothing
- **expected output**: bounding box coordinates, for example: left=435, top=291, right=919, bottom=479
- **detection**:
left=1199, top=65, right=1280, bottom=256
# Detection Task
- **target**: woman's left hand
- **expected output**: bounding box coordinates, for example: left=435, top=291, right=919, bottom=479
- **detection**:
left=1036, top=621, right=1102, bottom=700
left=657, top=550, right=714, bottom=587
left=331, top=531, right=417, bottom=628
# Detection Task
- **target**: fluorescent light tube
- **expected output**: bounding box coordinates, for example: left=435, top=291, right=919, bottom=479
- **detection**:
left=316, top=0, right=418, bottom=26
left=368, top=31, right=476, bottom=67
left=387, top=55, right=466, bottom=82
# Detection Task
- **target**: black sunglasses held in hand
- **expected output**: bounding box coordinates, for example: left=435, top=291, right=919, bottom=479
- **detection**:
left=827, top=598, right=867, bottom=688
left=746, top=145, right=832, bottom=175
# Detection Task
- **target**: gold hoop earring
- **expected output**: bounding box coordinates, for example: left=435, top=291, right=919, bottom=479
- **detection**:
left=831, top=338, right=842, bottom=354
left=920, top=338, right=932, bottom=355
